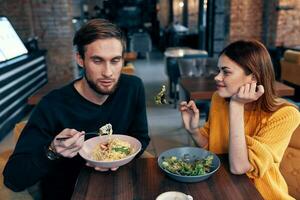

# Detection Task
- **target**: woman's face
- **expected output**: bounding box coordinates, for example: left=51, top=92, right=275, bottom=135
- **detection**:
left=214, top=55, right=253, bottom=98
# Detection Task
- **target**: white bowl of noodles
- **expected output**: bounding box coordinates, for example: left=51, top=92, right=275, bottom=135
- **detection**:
left=79, top=134, right=142, bottom=168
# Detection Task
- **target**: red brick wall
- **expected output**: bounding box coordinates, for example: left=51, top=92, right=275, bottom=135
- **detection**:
left=276, top=0, right=300, bottom=47
left=30, top=0, right=75, bottom=82
left=1, top=0, right=33, bottom=39
left=229, top=0, right=263, bottom=42
left=0, top=0, right=75, bottom=82
left=157, top=0, right=170, bottom=28
left=229, top=0, right=300, bottom=47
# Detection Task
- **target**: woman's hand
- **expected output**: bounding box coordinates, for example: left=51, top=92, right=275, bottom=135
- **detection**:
left=51, top=128, right=85, bottom=158
left=231, top=82, right=264, bottom=105
left=179, top=100, right=200, bottom=134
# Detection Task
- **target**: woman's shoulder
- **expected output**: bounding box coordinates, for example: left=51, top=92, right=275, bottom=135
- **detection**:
left=269, top=104, right=300, bottom=122
left=274, top=104, right=299, bottom=115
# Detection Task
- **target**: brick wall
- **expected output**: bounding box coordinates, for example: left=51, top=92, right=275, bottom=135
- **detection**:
left=229, top=0, right=263, bottom=42
left=30, top=0, right=76, bottom=82
left=0, top=0, right=34, bottom=39
left=0, top=0, right=76, bottom=83
left=276, top=0, right=300, bottom=47
left=229, top=0, right=300, bottom=47
left=157, top=0, right=170, bottom=28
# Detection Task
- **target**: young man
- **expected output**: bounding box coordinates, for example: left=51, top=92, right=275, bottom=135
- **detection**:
left=3, top=19, right=150, bottom=200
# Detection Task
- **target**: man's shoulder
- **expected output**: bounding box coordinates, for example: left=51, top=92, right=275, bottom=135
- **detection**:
left=120, top=74, right=143, bottom=86
left=39, top=82, right=74, bottom=104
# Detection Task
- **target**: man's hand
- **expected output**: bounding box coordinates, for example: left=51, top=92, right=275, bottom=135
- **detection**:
left=85, top=162, right=119, bottom=171
left=51, top=128, right=85, bottom=158
left=231, top=82, right=264, bottom=105
left=179, top=100, right=200, bottom=134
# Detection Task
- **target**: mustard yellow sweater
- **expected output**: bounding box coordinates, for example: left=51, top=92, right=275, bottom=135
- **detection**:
left=199, top=92, right=300, bottom=200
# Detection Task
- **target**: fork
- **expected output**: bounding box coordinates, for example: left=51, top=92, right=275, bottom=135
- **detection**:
left=56, top=132, right=99, bottom=141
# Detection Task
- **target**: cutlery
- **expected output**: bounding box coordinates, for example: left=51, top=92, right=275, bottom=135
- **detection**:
left=56, top=132, right=99, bottom=141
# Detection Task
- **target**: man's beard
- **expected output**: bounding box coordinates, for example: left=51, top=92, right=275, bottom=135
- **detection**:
left=83, top=69, right=119, bottom=95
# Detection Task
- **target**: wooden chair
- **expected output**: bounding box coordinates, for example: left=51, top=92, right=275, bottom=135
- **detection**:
left=124, top=52, right=137, bottom=62
left=121, top=63, right=135, bottom=75
left=13, top=121, right=27, bottom=143
left=0, top=121, right=33, bottom=199
left=280, top=125, right=300, bottom=199
left=280, top=50, right=300, bottom=86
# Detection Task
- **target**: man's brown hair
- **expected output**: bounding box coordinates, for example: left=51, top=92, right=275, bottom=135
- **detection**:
left=73, top=19, right=126, bottom=59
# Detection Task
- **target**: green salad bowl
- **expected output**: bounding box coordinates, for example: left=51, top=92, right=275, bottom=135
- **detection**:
left=158, top=147, right=220, bottom=183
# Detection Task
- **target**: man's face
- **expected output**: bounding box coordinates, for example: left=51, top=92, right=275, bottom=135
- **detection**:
left=77, top=38, right=123, bottom=95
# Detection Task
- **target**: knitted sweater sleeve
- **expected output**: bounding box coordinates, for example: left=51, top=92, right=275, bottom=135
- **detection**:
left=246, top=106, right=300, bottom=178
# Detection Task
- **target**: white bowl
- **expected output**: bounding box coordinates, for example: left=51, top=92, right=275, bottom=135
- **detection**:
left=156, top=191, right=193, bottom=200
left=79, top=134, right=141, bottom=168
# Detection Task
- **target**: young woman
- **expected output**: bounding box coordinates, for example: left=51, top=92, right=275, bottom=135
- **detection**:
left=180, top=40, right=300, bottom=199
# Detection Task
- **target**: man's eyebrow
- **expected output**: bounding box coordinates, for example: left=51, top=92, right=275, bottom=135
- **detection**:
left=90, top=55, right=122, bottom=60
left=111, top=56, right=122, bottom=60
left=90, top=55, right=103, bottom=60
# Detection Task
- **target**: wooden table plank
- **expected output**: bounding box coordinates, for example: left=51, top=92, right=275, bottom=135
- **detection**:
left=71, top=157, right=263, bottom=200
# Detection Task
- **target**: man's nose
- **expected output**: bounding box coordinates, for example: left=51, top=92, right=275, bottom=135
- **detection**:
left=102, top=63, right=113, bottom=77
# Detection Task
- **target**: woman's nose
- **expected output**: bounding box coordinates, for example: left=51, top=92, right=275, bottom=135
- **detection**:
left=214, top=72, right=222, bottom=81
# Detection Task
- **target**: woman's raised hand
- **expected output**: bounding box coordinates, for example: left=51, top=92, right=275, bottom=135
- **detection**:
left=179, top=100, right=200, bottom=134
left=231, top=82, right=264, bottom=105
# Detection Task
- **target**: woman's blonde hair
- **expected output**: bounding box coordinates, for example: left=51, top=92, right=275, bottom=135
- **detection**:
left=220, top=39, right=291, bottom=112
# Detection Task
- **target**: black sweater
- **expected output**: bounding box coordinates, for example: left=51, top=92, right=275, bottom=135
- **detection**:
left=3, top=74, right=149, bottom=199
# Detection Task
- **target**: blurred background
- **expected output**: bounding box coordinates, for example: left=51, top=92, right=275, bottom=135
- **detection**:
left=1, top=1, right=300, bottom=198
left=1, top=0, right=300, bottom=171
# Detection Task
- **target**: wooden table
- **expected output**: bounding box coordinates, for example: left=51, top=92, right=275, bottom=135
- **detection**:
left=71, top=157, right=263, bottom=200
left=180, top=77, right=295, bottom=100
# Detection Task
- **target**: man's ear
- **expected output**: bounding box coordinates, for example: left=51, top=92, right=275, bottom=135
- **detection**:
left=76, top=53, right=84, bottom=68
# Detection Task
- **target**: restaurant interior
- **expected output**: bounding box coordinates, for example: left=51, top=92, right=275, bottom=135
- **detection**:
left=0, top=0, right=300, bottom=199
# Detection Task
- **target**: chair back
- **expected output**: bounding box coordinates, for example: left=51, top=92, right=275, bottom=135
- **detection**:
left=13, top=121, right=27, bottom=143
left=178, top=57, right=218, bottom=78
left=280, top=125, right=300, bottom=199
left=121, top=64, right=135, bottom=75
left=280, top=50, right=300, bottom=86
left=178, top=58, right=198, bottom=77
left=130, top=32, right=152, bottom=53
